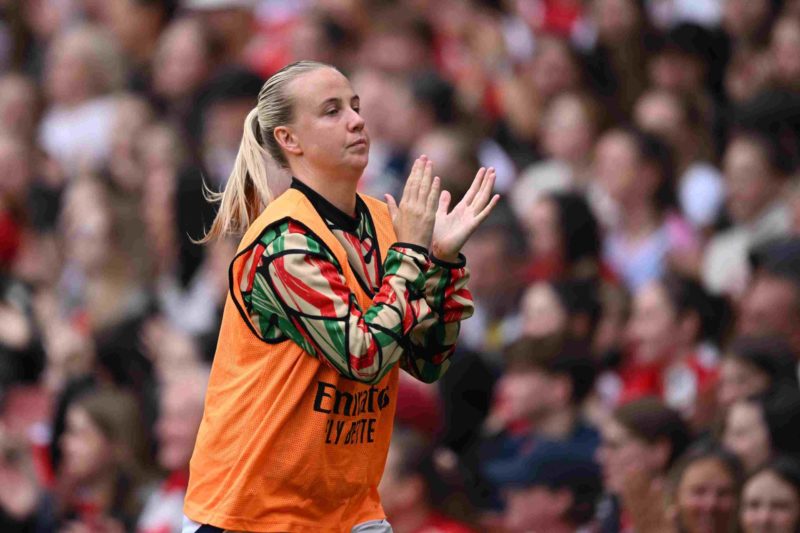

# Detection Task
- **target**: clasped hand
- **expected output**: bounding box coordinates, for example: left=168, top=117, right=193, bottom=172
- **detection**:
left=386, top=155, right=500, bottom=261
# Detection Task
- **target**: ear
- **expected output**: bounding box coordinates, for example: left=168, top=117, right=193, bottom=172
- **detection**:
left=273, top=125, right=303, bottom=156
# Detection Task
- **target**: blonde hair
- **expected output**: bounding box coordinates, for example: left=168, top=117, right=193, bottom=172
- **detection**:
left=201, top=60, right=336, bottom=242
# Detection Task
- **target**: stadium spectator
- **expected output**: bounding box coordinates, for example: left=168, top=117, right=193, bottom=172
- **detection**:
left=740, top=457, right=800, bottom=533
left=596, top=398, right=691, bottom=533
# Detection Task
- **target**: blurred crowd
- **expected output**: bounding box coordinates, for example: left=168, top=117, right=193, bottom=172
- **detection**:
left=1, top=0, right=800, bottom=532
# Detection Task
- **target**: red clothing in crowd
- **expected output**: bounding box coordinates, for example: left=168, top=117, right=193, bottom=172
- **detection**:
left=412, top=512, right=475, bottom=533
left=617, top=349, right=719, bottom=414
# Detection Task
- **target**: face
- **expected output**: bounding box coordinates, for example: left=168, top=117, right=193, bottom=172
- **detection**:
left=723, top=402, right=771, bottom=473
left=594, top=131, right=640, bottom=208
left=634, top=92, right=684, bottom=147
left=504, top=485, right=571, bottom=532
left=60, top=406, right=113, bottom=483
left=724, top=138, right=777, bottom=223
left=675, top=458, right=738, bottom=533
left=718, top=357, right=771, bottom=412
left=594, top=0, right=640, bottom=43
left=500, top=368, right=559, bottom=423
left=281, top=68, right=369, bottom=178
left=742, top=470, right=800, bottom=533
left=529, top=38, right=580, bottom=101
left=772, top=19, right=800, bottom=86
left=597, top=419, right=663, bottom=493
left=723, top=0, right=771, bottom=40
left=520, top=283, right=568, bottom=338
left=0, top=76, right=37, bottom=139
left=543, top=96, right=594, bottom=162
left=527, top=198, right=561, bottom=258
left=738, top=276, right=800, bottom=341
left=45, top=34, right=93, bottom=105
left=627, top=282, right=679, bottom=363
left=156, top=384, right=204, bottom=471
left=153, top=20, right=210, bottom=100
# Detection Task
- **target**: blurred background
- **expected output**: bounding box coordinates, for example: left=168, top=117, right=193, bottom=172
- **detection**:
left=1, top=0, right=800, bottom=532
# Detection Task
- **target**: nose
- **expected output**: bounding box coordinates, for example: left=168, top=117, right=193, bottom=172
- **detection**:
left=347, top=107, right=365, bottom=132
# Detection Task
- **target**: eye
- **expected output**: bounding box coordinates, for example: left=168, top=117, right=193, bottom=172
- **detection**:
left=352, top=105, right=361, bottom=114
left=326, top=108, right=339, bottom=116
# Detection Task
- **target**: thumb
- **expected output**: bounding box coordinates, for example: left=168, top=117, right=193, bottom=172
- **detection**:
left=384, top=194, right=398, bottom=220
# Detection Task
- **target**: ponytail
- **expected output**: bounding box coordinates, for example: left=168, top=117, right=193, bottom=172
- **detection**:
left=199, top=108, right=274, bottom=243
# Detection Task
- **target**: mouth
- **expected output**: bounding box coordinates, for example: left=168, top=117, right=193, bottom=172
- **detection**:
left=348, top=138, right=368, bottom=148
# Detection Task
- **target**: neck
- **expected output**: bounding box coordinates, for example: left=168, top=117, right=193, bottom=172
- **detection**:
left=535, top=407, right=577, bottom=439
left=293, top=165, right=360, bottom=216
left=389, top=506, right=432, bottom=533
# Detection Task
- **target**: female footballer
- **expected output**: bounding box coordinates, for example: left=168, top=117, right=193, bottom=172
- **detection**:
left=183, top=60, right=498, bottom=533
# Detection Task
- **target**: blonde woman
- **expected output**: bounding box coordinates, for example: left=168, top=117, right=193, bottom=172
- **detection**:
left=183, top=61, right=498, bottom=533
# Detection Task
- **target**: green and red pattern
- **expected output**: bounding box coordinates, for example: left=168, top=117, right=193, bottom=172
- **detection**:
left=239, top=183, right=474, bottom=384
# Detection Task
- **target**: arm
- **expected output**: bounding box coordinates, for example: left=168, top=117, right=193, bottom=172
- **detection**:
left=243, top=220, right=436, bottom=384
left=402, top=254, right=474, bottom=383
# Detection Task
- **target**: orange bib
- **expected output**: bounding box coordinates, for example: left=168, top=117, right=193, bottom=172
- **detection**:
left=184, top=188, right=399, bottom=532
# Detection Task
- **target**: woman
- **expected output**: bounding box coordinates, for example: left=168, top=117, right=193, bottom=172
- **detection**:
left=741, top=457, right=800, bottom=533
left=596, top=397, right=691, bottom=533
left=717, top=335, right=798, bottom=413
left=618, top=273, right=726, bottom=425
left=722, top=388, right=800, bottom=473
left=0, top=387, right=154, bottom=532
left=183, top=61, right=498, bottom=532
left=596, top=127, right=699, bottom=291
left=667, top=444, right=742, bottom=533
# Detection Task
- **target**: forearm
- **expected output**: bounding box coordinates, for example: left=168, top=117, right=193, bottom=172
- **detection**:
left=402, top=254, right=474, bottom=383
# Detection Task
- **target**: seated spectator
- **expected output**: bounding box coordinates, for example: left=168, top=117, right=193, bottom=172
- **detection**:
left=495, top=445, right=602, bottom=533
left=39, top=24, right=124, bottom=178
left=634, top=89, right=725, bottom=232
left=379, top=426, right=475, bottom=533
left=665, top=443, right=742, bottom=533
left=482, top=335, right=599, bottom=501
left=596, top=398, right=691, bottom=533
left=703, top=132, right=791, bottom=296
left=511, top=93, right=602, bottom=217
left=520, top=191, right=610, bottom=284
left=615, top=273, right=725, bottom=425
left=722, top=388, right=800, bottom=473
left=519, top=280, right=602, bottom=345
left=596, top=127, right=699, bottom=290
left=0, top=386, right=155, bottom=531
left=717, top=335, right=799, bottom=412
left=740, top=457, right=800, bottom=533
left=738, top=252, right=800, bottom=356
left=137, top=366, right=209, bottom=533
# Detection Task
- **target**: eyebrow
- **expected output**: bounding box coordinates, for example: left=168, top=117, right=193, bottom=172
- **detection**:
left=319, top=95, right=360, bottom=110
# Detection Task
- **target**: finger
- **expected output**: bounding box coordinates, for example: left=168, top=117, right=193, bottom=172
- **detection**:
left=472, top=168, right=495, bottom=210
left=384, top=194, right=398, bottom=220
left=463, top=167, right=486, bottom=206
left=437, top=189, right=451, bottom=216
left=417, top=159, right=433, bottom=201
left=475, top=194, right=501, bottom=223
left=403, top=158, right=422, bottom=202
left=427, top=176, right=441, bottom=214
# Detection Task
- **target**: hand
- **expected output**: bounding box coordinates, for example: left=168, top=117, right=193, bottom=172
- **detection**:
left=385, top=156, right=440, bottom=249
left=430, top=167, right=500, bottom=261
